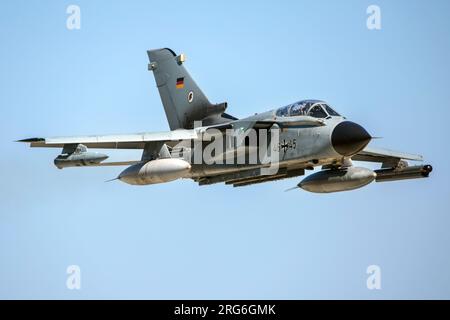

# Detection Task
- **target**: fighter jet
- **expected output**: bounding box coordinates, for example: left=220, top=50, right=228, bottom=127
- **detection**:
left=18, top=48, right=432, bottom=193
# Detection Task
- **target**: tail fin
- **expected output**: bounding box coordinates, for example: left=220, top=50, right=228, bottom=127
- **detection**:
left=147, top=48, right=228, bottom=130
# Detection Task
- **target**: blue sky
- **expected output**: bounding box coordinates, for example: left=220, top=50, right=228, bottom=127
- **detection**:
left=1, top=0, right=449, bottom=299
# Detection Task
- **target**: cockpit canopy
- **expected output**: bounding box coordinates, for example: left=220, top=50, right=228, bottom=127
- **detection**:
left=275, top=100, right=340, bottom=118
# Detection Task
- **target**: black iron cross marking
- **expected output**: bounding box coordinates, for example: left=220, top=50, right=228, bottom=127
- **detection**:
left=280, top=140, right=289, bottom=153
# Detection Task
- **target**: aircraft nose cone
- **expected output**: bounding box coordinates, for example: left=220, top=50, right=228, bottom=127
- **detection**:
left=331, top=121, right=371, bottom=156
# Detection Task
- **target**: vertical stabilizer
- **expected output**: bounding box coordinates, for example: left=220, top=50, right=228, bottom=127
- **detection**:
left=147, top=48, right=227, bottom=129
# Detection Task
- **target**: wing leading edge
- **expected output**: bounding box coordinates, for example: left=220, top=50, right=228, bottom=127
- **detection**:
left=17, top=129, right=200, bottom=149
left=353, top=146, right=423, bottom=164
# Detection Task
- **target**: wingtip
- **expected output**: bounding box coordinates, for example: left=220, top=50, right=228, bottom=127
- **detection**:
left=16, top=137, right=45, bottom=143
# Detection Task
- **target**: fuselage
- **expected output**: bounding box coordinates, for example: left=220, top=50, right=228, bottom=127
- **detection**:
left=186, top=100, right=371, bottom=179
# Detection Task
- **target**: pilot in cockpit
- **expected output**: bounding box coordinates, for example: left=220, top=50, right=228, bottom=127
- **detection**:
left=276, top=100, right=341, bottom=119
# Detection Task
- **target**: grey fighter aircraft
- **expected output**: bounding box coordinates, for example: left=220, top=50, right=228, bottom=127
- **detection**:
left=18, top=48, right=432, bottom=193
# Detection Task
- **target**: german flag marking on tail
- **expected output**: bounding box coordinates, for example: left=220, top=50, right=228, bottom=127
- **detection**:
left=176, top=77, right=184, bottom=89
